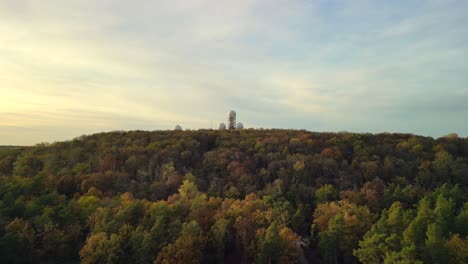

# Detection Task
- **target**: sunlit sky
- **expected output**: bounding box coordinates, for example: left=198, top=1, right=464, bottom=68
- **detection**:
left=1, top=0, right=468, bottom=145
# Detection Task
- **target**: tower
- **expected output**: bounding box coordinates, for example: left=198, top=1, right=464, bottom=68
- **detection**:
left=227, top=110, right=236, bottom=129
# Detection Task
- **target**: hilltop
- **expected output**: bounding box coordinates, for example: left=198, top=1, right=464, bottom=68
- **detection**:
left=0, top=130, right=467, bottom=263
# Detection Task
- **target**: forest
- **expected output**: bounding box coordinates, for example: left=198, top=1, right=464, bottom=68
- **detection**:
left=0, top=129, right=467, bottom=264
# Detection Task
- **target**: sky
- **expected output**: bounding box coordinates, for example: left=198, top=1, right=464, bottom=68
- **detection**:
left=1, top=0, right=467, bottom=145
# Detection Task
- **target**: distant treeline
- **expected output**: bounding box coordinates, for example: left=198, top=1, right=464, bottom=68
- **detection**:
left=0, top=130, right=466, bottom=263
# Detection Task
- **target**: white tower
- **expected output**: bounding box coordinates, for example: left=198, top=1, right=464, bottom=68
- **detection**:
left=218, top=123, right=226, bottom=130
left=227, top=110, right=236, bottom=129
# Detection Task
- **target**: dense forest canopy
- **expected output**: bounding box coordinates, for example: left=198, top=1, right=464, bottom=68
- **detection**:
left=0, top=129, right=467, bottom=263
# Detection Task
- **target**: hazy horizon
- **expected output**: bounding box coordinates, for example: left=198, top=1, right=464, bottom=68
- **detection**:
left=2, top=0, right=468, bottom=145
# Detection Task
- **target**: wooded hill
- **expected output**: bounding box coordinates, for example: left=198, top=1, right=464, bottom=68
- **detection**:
left=0, top=130, right=467, bottom=263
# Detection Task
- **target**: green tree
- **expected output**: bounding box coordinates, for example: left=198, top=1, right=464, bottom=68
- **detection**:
left=424, top=223, right=448, bottom=263
left=13, top=151, right=43, bottom=177
left=207, top=218, right=230, bottom=262
left=315, top=184, right=339, bottom=204
left=179, top=180, right=199, bottom=200
left=402, top=197, right=432, bottom=254
left=0, top=218, right=36, bottom=263
left=318, top=214, right=345, bottom=264
left=454, top=202, right=468, bottom=236
left=258, top=221, right=283, bottom=264
left=354, top=202, right=410, bottom=263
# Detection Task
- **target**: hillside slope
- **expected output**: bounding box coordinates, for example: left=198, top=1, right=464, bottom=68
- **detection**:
left=0, top=130, right=467, bottom=263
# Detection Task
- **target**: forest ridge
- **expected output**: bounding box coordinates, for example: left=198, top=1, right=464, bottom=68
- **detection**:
left=0, top=130, right=467, bottom=263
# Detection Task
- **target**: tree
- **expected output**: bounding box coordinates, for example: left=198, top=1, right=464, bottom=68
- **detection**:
left=318, top=214, right=345, bottom=264
left=291, top=205, right=308, bottom=235
left=1, top=129, right=468, bottom=263
left=179, top=180, right=199, bottom=200
left=0, top=218, right=36, bottom=263
left=454, top=202, right=468, bottom=236
left=13, top=151, right=43, bottom=177
left=40, top=224, right=72, bottom=262
left=354, top=202, right=409, bottom=264
left=433, top=194, right=455, bottom=235
left=77, top=195, right=100, bottom=221
left=79, top=232, right=109, bottom=264
left=432, top=151, right=454, bottom=185
left=402, top=197, right=432, bottom=255
left=315, top=184, right=339, bottom=204
left=207, top=218, right=230, bottom=262
left=258, top=221, right=283, bottom=264
left=424, top=223, right=448, bottom=263
left=154, top=233, right=206, bottom=264
left=360, top=179, right=385, bottom=212
left=446, top=234, right=468, bottom=264
left=278, top=227, right=302, bottom=264
left=313, top=201, right=374, bottom=263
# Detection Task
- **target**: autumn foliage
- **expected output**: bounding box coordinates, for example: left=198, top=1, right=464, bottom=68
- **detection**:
left=0, top=130, right=467, bottom=263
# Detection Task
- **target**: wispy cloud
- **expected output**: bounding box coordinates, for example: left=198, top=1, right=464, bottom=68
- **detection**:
left=1, top=0, right=467, bottom=144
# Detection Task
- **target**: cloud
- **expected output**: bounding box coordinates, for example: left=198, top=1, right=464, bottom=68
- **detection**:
left=0, top=0, right=467, bottom=144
